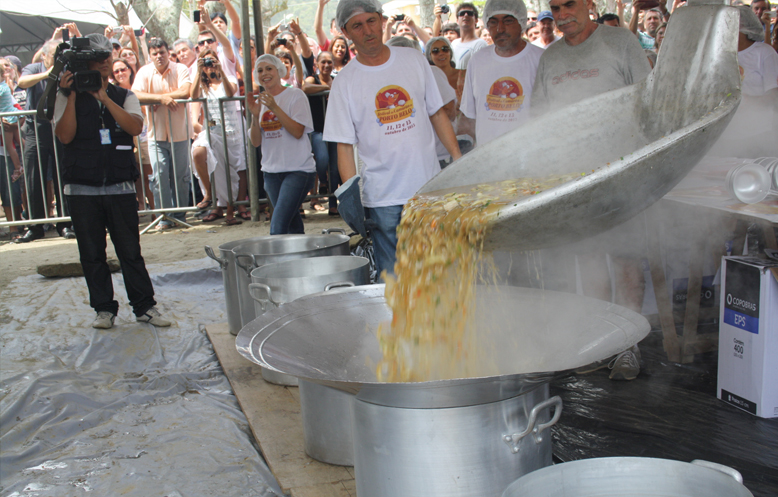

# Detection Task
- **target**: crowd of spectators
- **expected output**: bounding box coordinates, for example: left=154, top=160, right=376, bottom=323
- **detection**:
left=1, top=0, right=776, bottom=242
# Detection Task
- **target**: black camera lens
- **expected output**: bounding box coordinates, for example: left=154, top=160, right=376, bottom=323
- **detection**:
left=440, top=5, right=450, bottom=14
left=395, top=13, right=405, bottom=21
left=204, top=58, right=214, bottom=67
left=276, top=37, right=287, bottom=46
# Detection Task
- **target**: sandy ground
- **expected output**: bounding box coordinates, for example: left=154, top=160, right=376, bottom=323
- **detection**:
left=0, top=207, right=350, bottom=291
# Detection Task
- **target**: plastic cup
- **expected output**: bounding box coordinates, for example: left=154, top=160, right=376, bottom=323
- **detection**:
left=725, top=163, right=771, bottom=204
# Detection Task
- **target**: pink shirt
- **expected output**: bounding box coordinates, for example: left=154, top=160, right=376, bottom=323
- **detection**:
left=132, top=61, right=192, bottom=142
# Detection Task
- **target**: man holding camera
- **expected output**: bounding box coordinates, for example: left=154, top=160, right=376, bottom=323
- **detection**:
left=53, top=34, right=170, bottom=330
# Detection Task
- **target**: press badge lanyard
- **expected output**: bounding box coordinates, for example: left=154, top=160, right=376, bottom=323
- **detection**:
left=98, top=102, right=111, bottom=145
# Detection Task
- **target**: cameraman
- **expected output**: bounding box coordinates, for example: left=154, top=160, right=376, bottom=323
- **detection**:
left=53, top=34, right=171, bottom=330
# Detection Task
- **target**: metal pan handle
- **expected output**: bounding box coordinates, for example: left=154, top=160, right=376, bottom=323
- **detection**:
left=249, top=283, right=278, bottom=313
left=324, top=282, right=355, bottom=292
left=234, top=254, right=256, bottom=275
left=322, top=228, right=346, bottom=235
left=502, top=395, right=563, bottom=454
left=691, top=460, right=744, bottom=484
left=204, top=245, right=227, bottom=268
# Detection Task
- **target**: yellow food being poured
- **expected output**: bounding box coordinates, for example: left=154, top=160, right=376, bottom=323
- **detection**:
left=377, top=174, right=582, bottom=383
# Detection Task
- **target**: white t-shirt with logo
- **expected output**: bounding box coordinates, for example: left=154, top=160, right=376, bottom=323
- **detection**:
left=451, top=38, right=488, bottom=69
left=460, top=44, right=544, bottom=146
left=431, top=66, right=457, bottom=161
left=323, top=46, right=444, bottom=208
left=258, top=87, right=315, bottom=174
left=738, top=42, right=778, bottom=97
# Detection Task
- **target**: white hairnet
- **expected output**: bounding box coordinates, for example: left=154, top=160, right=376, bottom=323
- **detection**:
left=253, top=53, right=287, bottom=80
left=386, top=36, right=420, bottom=51
left=87, top=33, right=113, bottom=53
left=483, top=0, right=529, bottom=30
left=737, top=6, right=765, bottom=42
left=424, top=36, right=455, bottom=67
left=336, top=0, right=383, bottom=30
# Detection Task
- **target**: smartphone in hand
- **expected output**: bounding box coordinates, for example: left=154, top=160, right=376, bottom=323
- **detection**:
left=194, top=10, right=201, bottom=22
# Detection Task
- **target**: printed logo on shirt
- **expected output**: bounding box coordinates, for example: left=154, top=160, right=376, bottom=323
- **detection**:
left=551, top=68, right=599, bottom=85
left=485, top=77, right=524, bottom=111
left=374, top=85, right=415, bottom=126
left=261, top=110, right=282, bottom=132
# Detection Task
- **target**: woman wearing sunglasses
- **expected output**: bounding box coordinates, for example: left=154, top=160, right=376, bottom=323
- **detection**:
left=425, top=37, right=461, bottom=98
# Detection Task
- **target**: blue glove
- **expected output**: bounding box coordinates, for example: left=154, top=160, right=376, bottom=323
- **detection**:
left=334, top=175, right=368, bottom=238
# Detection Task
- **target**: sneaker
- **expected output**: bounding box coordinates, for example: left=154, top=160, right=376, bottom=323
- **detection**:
left=136, top=307, right=172, bottom=327
left=92, top=311, right=116, bottom=329
left=608, top=345, right=642, bottom=381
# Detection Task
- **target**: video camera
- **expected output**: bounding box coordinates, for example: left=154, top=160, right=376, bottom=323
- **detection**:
left=55, top=35, right=111, bottom=93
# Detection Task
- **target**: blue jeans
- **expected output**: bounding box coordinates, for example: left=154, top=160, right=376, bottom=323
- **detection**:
left=264, top=171, right=315, bottom=235
left=310, top=132, right=340, bottom=209
left=148, top=140, right=190, bottom=222
left=365, top=205, right=403, bottom=279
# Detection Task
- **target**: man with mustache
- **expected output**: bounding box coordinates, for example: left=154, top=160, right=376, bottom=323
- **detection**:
left=530, top=0, right=651, bottom=381
left=459, top=0, right=544, bottom=145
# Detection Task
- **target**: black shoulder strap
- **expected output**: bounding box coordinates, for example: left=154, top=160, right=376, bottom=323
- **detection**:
left=37, top=49, right=68, bottom=121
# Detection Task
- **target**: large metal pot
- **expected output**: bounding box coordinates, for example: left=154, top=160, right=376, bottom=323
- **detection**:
left=204, top=236, right=275, bottom=335
left=298, top=379, right=355, bottom=466
left=247, top=255, right=369, bottom=387
left=355, top=385, right=562, bottom=497
left=232, top=230, right=350, bottom=332
left=501, top=457, right=754, bottom=497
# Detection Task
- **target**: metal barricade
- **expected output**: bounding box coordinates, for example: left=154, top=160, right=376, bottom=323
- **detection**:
left=1, top=92, right=340, bottom=234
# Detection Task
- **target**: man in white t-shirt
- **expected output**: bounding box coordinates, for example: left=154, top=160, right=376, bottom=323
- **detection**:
left=451, top=3, right=488, bottom=68
left=531, top=11, right=561, bottom=49
left=460, top=0, right=544, bottom=146
left=323, top=0, right=462, bottom=277
left=531, top=0, right=651, bottom=381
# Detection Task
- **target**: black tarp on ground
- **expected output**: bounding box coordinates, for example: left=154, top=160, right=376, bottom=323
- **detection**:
left=551, top=328, right=778, bottom=497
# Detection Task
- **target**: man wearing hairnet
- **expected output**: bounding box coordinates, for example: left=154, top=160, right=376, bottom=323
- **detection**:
left=530, top=0, right=651, bottom=380
left=459, top=0, right=544, bottom=146
left=52, top=34, right=171, bottom=330
left=323, top=0, right=462, bottom=278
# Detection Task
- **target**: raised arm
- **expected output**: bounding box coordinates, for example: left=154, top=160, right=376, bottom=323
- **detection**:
left=222, top=0, right=243, bottom=43
left=405, top=16, right=431, bottom=44
left=315, top=0, right=331, bottom=49
left=203, top=5, right=236, bottom=62
left=290, top=18, right=313, bottom=59
left=266, top=23, right=281, bottom=54
left=384, top=16, right=397, bottom=42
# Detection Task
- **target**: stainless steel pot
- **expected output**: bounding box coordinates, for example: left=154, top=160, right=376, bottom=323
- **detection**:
left=299, top=379, right=355, bottom=466
left=204, top=236, right=277, bottom=335
left=502, top=457, right=754, bottom=497
left=248, top=255, right=369, bottom=387
left=354, top=385, right=562, bottom=497
left=232, top=230, right=350, bottom=331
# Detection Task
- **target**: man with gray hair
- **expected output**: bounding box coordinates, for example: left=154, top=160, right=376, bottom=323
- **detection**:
left=173, top=39, right=198, bottom=78
left=15, top=38, right=75, bottom=242
left=459, top=0, right=544, bottom=146
left=52, top=34, right=170, bottom=329
left=323, top=0, right=462, bottom=277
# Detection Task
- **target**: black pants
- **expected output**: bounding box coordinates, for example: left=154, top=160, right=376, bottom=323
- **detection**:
left=23, top=123, right=71, bottom=235
left=67, top=193, right=156, bottom=317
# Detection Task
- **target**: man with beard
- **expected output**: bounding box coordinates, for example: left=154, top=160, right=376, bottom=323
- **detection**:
left=531, top=0, right=651, bottom=380
left=460, top=0, right=544, bottom=145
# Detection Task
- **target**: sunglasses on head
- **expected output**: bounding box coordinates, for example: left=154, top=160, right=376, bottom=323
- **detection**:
left=458, top=10, right=476, bottom=17
left=198, top=38, right=215, bottom=46
left=430, top=47, right=451, bottom=54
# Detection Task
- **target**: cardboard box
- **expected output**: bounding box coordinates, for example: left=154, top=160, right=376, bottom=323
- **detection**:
left=717, top=256, right=778, bottom=418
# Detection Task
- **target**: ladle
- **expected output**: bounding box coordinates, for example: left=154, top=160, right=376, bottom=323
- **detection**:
left=419, top=0, right=741, bottom=251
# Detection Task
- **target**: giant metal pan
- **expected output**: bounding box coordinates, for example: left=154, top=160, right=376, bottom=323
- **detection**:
left=419, top=0, right=741, bottom=251
left=235, top=285, right=650, bottom=408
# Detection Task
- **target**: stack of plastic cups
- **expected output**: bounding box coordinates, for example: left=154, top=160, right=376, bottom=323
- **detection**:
left=725, top=160, right=774, bottom=204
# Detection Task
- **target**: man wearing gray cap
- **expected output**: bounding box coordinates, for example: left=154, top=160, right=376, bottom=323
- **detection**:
left=53, top=34, right=171, bottom=330
left=323, top=0, right=462, bottom=278
left=459, top=0, right=544, bottom=146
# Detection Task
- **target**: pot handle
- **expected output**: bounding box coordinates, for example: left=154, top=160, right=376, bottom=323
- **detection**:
left=502, top=395, right=563, bottom=454
left=204, top=245, right=227, bottom=268
left=322, top=228, right=346, bottom=235
left=249, top=283, right=278, bottom=312
left=691, top=460, right=744, bottom=484
left=324, top=281, right=355, bottom=292
left=235, top=254, right=256, bottom=275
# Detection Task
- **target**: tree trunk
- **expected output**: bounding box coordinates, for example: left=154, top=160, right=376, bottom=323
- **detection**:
left=131, top=0, right=186, bottom=44
left=419, top=0, right=435, bottom=29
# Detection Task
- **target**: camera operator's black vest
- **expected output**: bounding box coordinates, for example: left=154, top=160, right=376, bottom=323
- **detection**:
left=62, top=84, right=139, bottom=187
